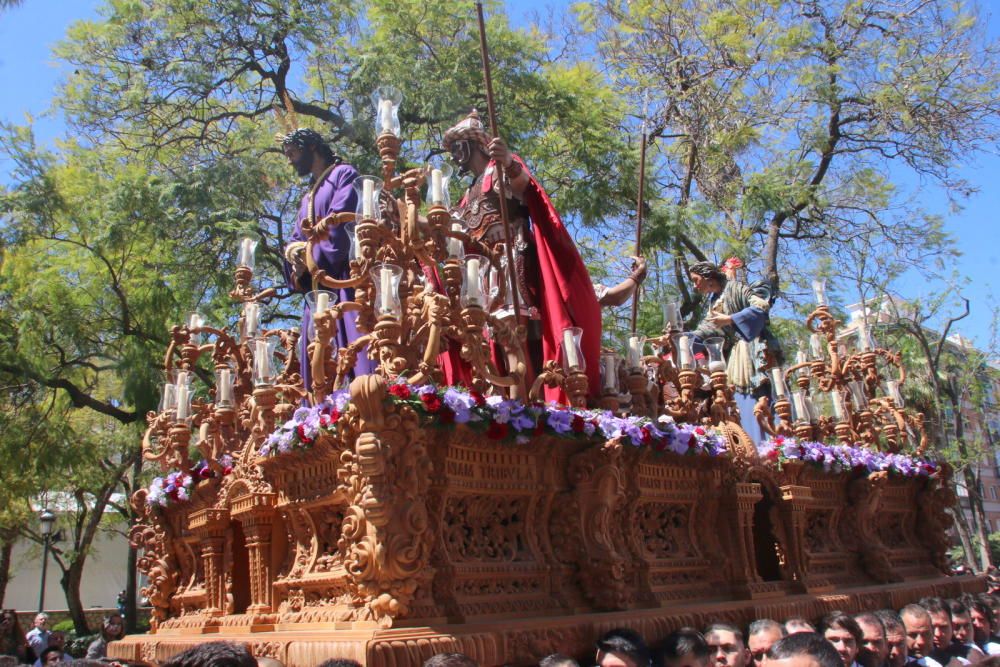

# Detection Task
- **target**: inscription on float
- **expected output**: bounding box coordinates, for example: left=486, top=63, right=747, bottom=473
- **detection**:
left=446, top=448, right=536, bottom=483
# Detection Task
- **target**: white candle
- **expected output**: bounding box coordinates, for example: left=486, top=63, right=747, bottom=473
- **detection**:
left=627, top=336, right=642, bottom=368
left=796, top=349, right=808, bottom=365
left=244, top=303, right=259, bottom=338
left=809, top=333, right=824, bottom=359
left=199, top=422, right=209, bottom=442
left=832, top=390, right=846, bottom=420
left=363, top=178, right=374, bottom=218
left=603, top=353, right=617, bottom=390
left=812, top=279, right=827, bottom=306
left=563, top=329, right=580, bottom=369
left=431, top=168, right=443, bottom=204
left=176, top=383, right=189, bottom=420
left=465, top=258, right=481, bottom=306
left=708, top=359, right=727, bottom=373
left=380, top=266, right=393, bottom=314
left=677, top=337, right=692, bottom=368
left=770, top=367, right=787, bottom=397
left=379, top=99, right=393, bottom=133
left=805, top=396, right=818, bottom=423
left=857, top=320, right=871, bottom=352
left=315, top=292, right=330, bottom=314
left=255, top=339, right=270, bottom=382
left=792, top=392, right=808, bottom=422
left=188, top=313, right=202, bottom=330
left=219, top=369, right=232, bottom=404
left=448, top=223, right=463, bottom=258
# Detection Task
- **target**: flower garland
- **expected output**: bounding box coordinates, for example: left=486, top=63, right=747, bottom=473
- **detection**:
left=145, top=454, right=235, bottom=508
left=260, top=382, right=728, bottom=457
left=756, top=435, right=937, bottom=477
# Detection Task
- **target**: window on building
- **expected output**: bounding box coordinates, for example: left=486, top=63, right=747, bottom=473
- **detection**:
left=993, top=487, right=998, bottom=501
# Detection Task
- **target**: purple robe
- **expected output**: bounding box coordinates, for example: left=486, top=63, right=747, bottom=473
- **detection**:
left=284, top=163, right=374, bottom=390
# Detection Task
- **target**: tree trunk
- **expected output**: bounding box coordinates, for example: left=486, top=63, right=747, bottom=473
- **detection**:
left=124, top=453, right=143, bottom=633
left=61, top=565, right=90, bottom=635
left=951, top=505, right=978, bottom=570
left=0, top=531, right=15, bottom=607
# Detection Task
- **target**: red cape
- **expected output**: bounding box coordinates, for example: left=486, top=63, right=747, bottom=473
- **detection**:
left=482, top=156, right=602, bottom=403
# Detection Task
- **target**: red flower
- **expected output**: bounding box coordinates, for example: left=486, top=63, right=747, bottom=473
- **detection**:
left=222, top=466, right=233, bottom=476
left=641, top=426, right=653, bottom=444
left=687, top=434, right=697, bottom=449
left=470, top=390, right=487, bottom=407
left=774, top=435, right=785, bottom=445
left=486, top=421, right=509, bottom=440
left=198, top=467, right=213, bottom=480
left=694, top=426, right=705, bottom=436
left=388, top=383, right=412, bottom=400
left=571, top=415, right=585, bottom=434
left=296, top=424, right=313, bottom=444
left=438, top=407, right=455, bottom=424
left=420, top=393, right=442, bottom=413
left=767, top=449, right=779, bottom=462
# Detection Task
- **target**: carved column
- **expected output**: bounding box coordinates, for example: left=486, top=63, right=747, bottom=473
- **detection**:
left=188, top=508, right=230, bottom=618
left=230, top=493, right=277, bottom=617
left=778, top=485, right=812, bottom=591
left=730, top=482, right=764, bottom=597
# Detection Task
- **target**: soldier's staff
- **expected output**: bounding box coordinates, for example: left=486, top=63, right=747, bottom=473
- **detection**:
left=630, top=92, right=649, bottom=335
left=474, top=1, right=522, bottom=324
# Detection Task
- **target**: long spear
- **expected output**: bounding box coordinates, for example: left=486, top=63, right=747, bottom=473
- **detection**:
left=474, top=1, right=522, bottom=324
left=630, top=94, right=649, bottom=334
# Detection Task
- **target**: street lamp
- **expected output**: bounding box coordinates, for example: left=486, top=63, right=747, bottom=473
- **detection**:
left=38, top=509, right=55, bottom=614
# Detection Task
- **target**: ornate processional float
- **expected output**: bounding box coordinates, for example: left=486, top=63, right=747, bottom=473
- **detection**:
left=113, top=79, right=974, bottom=667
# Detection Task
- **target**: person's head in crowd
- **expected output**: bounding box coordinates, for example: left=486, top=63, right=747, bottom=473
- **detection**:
left=316, top=660, right=361, bottom=667
left=949, top=599, right=976, bottom=646
left=255, top=658, right=285, bottom=667
left=901, top=604, right=934, bottom=660
left=658, top=627, right=711, bottom=667
left=748, top=620, right=786, bottom=667
left=161, top=641, right=258, bottom=667
left=785, top=619, right=817, bottom=636
left=819, top=612, right=862, bottom=667
left=596, top=628, right=651, bottom=667
left=422, top=654, right=478, bottom=667
left=964, top=596, right=994, bottom=646
left=919, top=598, right=953, bottom=653
left=853, top=612, right=888, bottom=667
left=764, top=632, right=844, bottom=667
left=100, top=614, right=124, bottom=641
left=0, top=609, right=24, bottom=641
left=705, top=622, right=750, bottom=667
left=875, top=610, right=908, bottom=667
left=538, top=654, right=579, bottom=667
left=48, top=631, right=66, bottom=653
left=39, top=648, right=62, bottom=666
left=32, top=614, right=49, bottom=632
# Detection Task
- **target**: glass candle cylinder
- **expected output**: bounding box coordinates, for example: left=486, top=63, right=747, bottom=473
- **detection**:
left=243, top=302, right=260, bottom=340
left=809, top=333, right=825, bottom=360
left=353, top=175, right=383, bottom=221
left=236, top=237, right=257, bottom=270
left=371, top=263, right=403, bottom=318
left=790, top=390, right=809, bottom=423
left=345, top=221, right=359, bottom=261
left=447, top=221, right=465, bottom=260
left=704, top=336, right=726, bottom=372
left=426, top=160, right=453, bottom=207
left=673, top=333, right=695, bottom=370
left=372, top=86, right=402, bottom=137
left=805, top=395, right=819, bottom=423
left=461, top=254, right=487, bottom=308
left=305, top=290, right=337, bottom=341
left=627, top=336, right=643, bottom=369
left=562, top=327, right=585, bottom=373
left=886, top=379, right=904, bottom=407
left=160, top=382, right=177, bottom=415
left=812, top=278, right=828, bottom=307
left=796, top=349, right=808, bottom=366
left=848, top=380, right=868, bottom=410
left=831, top=389, right=846, bottom=420
left=663, top=301, right=681, bottom=330
left=770, top=367, right=788, bottom=398
left=253, top=337, right=280, bottom=386
left=857, top=319, right=872, bottom=352
left=602, top=353, right=619, bottom=392
left=216, top=367, right=234, bottom=408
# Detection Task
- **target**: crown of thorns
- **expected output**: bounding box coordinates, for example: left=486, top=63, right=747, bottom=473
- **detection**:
left=280, top=128, right=329, bottom=151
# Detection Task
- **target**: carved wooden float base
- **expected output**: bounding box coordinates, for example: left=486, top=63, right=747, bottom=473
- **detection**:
left=110, top=575, right=983, bottom=666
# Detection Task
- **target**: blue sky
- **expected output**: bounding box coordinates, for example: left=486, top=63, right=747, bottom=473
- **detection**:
left=1, top=0, right=997, bottom=347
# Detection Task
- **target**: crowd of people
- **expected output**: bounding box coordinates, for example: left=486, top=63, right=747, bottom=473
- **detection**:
left=0, top=612, right=124, bottom=665
left=0, top=587, right=976, bottom=667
